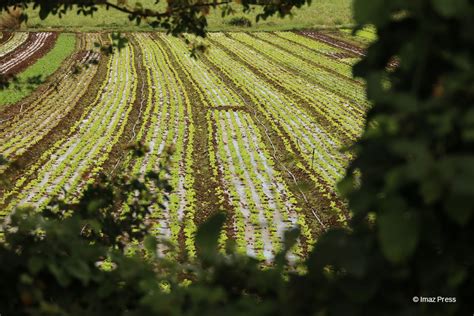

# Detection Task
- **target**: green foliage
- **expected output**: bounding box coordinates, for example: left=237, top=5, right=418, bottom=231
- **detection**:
left=226, top=16, right=252, bottom=27
left=0, top=166, right=295, bottom=315
left=377, top=208, right=418, bottom=263
left=195, top=212, right=226, bottom=262
left=0, top=154, right=173, bottom=314
left=1, top=0, right=311, bottom=36
left=0, top=207, right=161, bottom=315
left=330, top=0, right=474, bottom=314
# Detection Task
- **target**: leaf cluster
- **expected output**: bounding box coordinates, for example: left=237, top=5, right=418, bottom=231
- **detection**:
left=0, top=0, right=310, bottom=36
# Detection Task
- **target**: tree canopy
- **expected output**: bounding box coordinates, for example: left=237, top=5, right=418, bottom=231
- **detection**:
left=0, top=0, right=310, bottom=36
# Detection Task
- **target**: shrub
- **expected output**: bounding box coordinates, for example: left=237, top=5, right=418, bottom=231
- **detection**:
left=227, top=16, right=252, bottom=27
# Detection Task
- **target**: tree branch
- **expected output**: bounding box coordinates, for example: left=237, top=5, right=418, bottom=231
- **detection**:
left=102, top=0, right=234, bottom=19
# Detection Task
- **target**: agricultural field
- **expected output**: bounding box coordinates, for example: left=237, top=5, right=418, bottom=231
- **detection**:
left=0, top=29, right=371, bottom=261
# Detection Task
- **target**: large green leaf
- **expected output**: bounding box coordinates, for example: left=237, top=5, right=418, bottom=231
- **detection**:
left=195, top=212, right=226, bottom=261
left=432, top=0, right=469, bottom=17
left=377, top=208, right=419, bottom=264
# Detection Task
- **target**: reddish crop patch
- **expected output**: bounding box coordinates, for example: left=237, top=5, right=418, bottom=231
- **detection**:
left=0, top=32, right=58, bottom=76
left=299, top=30, right=366, bottom=57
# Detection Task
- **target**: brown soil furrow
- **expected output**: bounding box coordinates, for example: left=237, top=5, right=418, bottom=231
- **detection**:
left=326, top=51, right=355, bottom=59
left=100, top=34, right=147, bottom=177
left=209, top=111, right=237, bottom=242
left=155, top=34, right=234, bottom=231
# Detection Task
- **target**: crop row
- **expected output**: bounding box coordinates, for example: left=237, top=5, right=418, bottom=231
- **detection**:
left=0, top=32, right=29, bottom=58
left=0, top=34, right=101, bottom=172
left=254, top=32, right=358, bottom=77
left=226, top=33, right=367, bottom=107
left=163, top=35, right=311, bottom=259
left=120, top=33, right=197, bottom=257
left=275, top=32, right=359, bottom=66
left=0, top=32, right=54, bottom=74
left=204, top=39, right=348, bottom=187
left=208, top=109, right=313, bottom=261
left=162, top=36, right=244, bottom=108
left=211, top=33, right=365, bottom=141
left=1, top=36, right=137, bottom=214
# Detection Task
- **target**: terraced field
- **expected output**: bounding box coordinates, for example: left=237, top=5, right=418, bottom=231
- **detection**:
left=0, top=30, right=370, bottom=261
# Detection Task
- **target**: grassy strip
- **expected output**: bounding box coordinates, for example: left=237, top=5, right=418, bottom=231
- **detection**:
left=0, top=33, right=76, bottom=106
left=20, top=0, right=353, bottom=32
